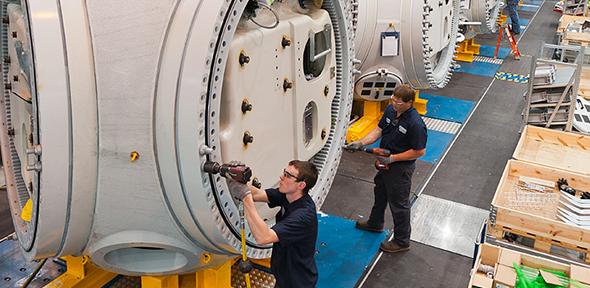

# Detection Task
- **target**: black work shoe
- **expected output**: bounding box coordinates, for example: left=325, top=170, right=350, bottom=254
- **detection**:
left=354, top=220, right=384, bottom=233
left=379, top=240, right=410, bottom=253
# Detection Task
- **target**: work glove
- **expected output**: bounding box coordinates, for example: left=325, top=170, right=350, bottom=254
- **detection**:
left=376, top=155, right=395, bottom=165
left=344, top=141, right=364, bottom=151
left=227, top=178, right=252, bottom=201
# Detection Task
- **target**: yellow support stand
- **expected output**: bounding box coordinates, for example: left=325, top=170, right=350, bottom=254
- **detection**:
left=455, top=38, right=481, bottom=63
left=44, top=256, right=118, bottom=288
left=413, top=91, right=428, bottom=116
left=346, top=101, right=382, bottom=143
left=347, top=92, right=428, bottom=142
left=142, top=275, right=179, bottom=288
left=140, top=259, right=235, bottom=288
left=194, top=259, right=234, bottom=288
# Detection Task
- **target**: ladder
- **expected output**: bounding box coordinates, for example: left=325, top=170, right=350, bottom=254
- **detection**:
left=494, top=23, right=521, bottom=60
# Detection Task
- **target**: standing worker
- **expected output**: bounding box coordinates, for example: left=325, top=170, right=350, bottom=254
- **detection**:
left=505, top=0, right=521, bottom=34
left=346, top=84, right=427, bottom=253
left=228, top=160, right=319, bottom=288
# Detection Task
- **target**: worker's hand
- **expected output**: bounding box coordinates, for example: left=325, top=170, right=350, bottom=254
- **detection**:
left=344, top=141, right=364, bottom=151
left=376, top=155, right=395, bottom=165
left=227, top=178, right=252, bottom=201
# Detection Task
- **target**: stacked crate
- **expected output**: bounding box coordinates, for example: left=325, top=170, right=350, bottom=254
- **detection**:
left=469, top=126, right=590, bottom=287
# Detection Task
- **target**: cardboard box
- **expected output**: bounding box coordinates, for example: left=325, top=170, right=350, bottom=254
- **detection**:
left=471, top=272, right=493, bottom=288
left=498, top=248, right=521, bottom=268
left=571, top=265, right=590, bottom=285
left=494, top=264, right=516, bottom=286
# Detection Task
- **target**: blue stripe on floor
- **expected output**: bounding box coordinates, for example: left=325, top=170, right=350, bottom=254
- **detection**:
left=316, top=213, right=386, bottom=288
left=519, top=4, right=539, bottom=12
left=479, top=45, right=511, bottom=59
left=522, top=0, right=543, bottom=5
left=421, top=130, right=454, bottom=164
left=421, top=93, right=475, bottom=123
left=455, top=60, right=501, bottom=78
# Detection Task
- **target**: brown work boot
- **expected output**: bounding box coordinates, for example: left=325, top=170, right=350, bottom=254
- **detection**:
left=379, top=240, right=410, bottom=253
left=355, top=220, right=384, bottom=233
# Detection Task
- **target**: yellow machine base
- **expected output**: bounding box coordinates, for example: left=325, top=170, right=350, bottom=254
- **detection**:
left=346, top=92, right=428, bottom=143
left=44, top=256, right=117, bottom=288
left=455, top=38, right=481, bottom=63
left=47, top=256, right=272, bottom=288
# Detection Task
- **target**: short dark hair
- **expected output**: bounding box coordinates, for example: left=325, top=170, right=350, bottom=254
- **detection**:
left=288, top=160, right=318, bottom=194
left=393, top=84, right=415, bottom=103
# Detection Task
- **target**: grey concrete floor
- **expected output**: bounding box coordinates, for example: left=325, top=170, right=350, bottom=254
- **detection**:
left=323, top=1, right=563, bottom=287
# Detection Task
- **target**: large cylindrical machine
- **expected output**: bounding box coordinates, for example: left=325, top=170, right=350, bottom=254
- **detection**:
left=0, top=0, right=354, bottom=275
left=353, top=0, right=461, bottom=96
left=461, top=0, right=502, bottom=36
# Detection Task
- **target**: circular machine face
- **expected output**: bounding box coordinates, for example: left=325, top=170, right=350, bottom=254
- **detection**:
left=0, top=2, right=39, bottom=252
left=414, top=0, right=462, bottom=88
left=1, top=0, right=355, bottom=269
left=204, top=0, right=354, bottom=258
left=465, top=0, right=502, bottom=34
left=353, top=0, right=461, bottom=90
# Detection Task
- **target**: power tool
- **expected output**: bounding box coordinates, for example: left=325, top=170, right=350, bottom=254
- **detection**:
left=202, top=160, right=261, bottom=288
left=364, top=148, right=393, bottom=170
left=203, top=161, right=253, bottom=184
left=344, top=145, right=393, bottom=170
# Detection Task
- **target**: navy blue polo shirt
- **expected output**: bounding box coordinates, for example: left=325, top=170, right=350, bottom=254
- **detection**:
left=266, top=188, right=318, bottom=288
left=378, top=105, right=427, bottom=162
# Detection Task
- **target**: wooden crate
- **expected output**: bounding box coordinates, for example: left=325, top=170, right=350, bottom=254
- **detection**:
left=469, top=243, right=590, bottom=287
left=490, top=159, right=590, bottom=263
left=558, top=15, right=590, bottom=34
left=513, top=125, right=590, bottom=176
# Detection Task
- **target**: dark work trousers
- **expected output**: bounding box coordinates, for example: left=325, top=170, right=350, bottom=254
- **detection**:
left=367, top=161, right=415, bottom=246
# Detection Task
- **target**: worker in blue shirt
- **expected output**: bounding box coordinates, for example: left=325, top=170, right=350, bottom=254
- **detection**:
left=228, top=160, right=319, bottom=288
left=346, top=84, right=427, bottom=253
left=505, top=0, right=520, bottom=34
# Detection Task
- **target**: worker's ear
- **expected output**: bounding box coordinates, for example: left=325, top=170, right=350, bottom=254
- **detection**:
left=297, top=181, right=307, bottom=192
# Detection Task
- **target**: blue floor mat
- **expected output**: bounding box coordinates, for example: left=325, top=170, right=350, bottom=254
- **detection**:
left=505, top=16, right=530, bottom=32
left=316, top=213, right=387, bottom=288
left=519, top=4, right=540, bottom=12
left=455, top=60, right=502, bottom=78
left=479, top=45, right=511, bottom=59
left=421, top=130, right=454, bottom=164
left=522, top=0, right=543, bottom=5
left=421, top=93, right=475, bottom=123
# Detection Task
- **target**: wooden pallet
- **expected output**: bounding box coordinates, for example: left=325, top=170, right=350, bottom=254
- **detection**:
left=513, top=125, right=590, bottom=175
left=558, top=15, right=590, bottom=34
left=489, top=159, right=590, bottom=263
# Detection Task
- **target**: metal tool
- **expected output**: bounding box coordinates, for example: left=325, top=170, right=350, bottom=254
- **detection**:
left=344, top=145, right=393, bottom=170
left=203, top=161, right=253, bottom=184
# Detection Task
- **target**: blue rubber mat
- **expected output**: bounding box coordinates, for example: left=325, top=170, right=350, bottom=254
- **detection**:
left=479, top=45, right=511, bottom=59
left=421, top=130, right=454, bottom=164
left=366, top=129, right=455, bottom=165
left=519, top=4, right=540, bottom=12
left=316, top=213, right=387, bottom=288
left=455, top=60, right=502, bottom=78
left=522, top=0, right=543, bottom=5
left=421, top=93, right=475, bottom=123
